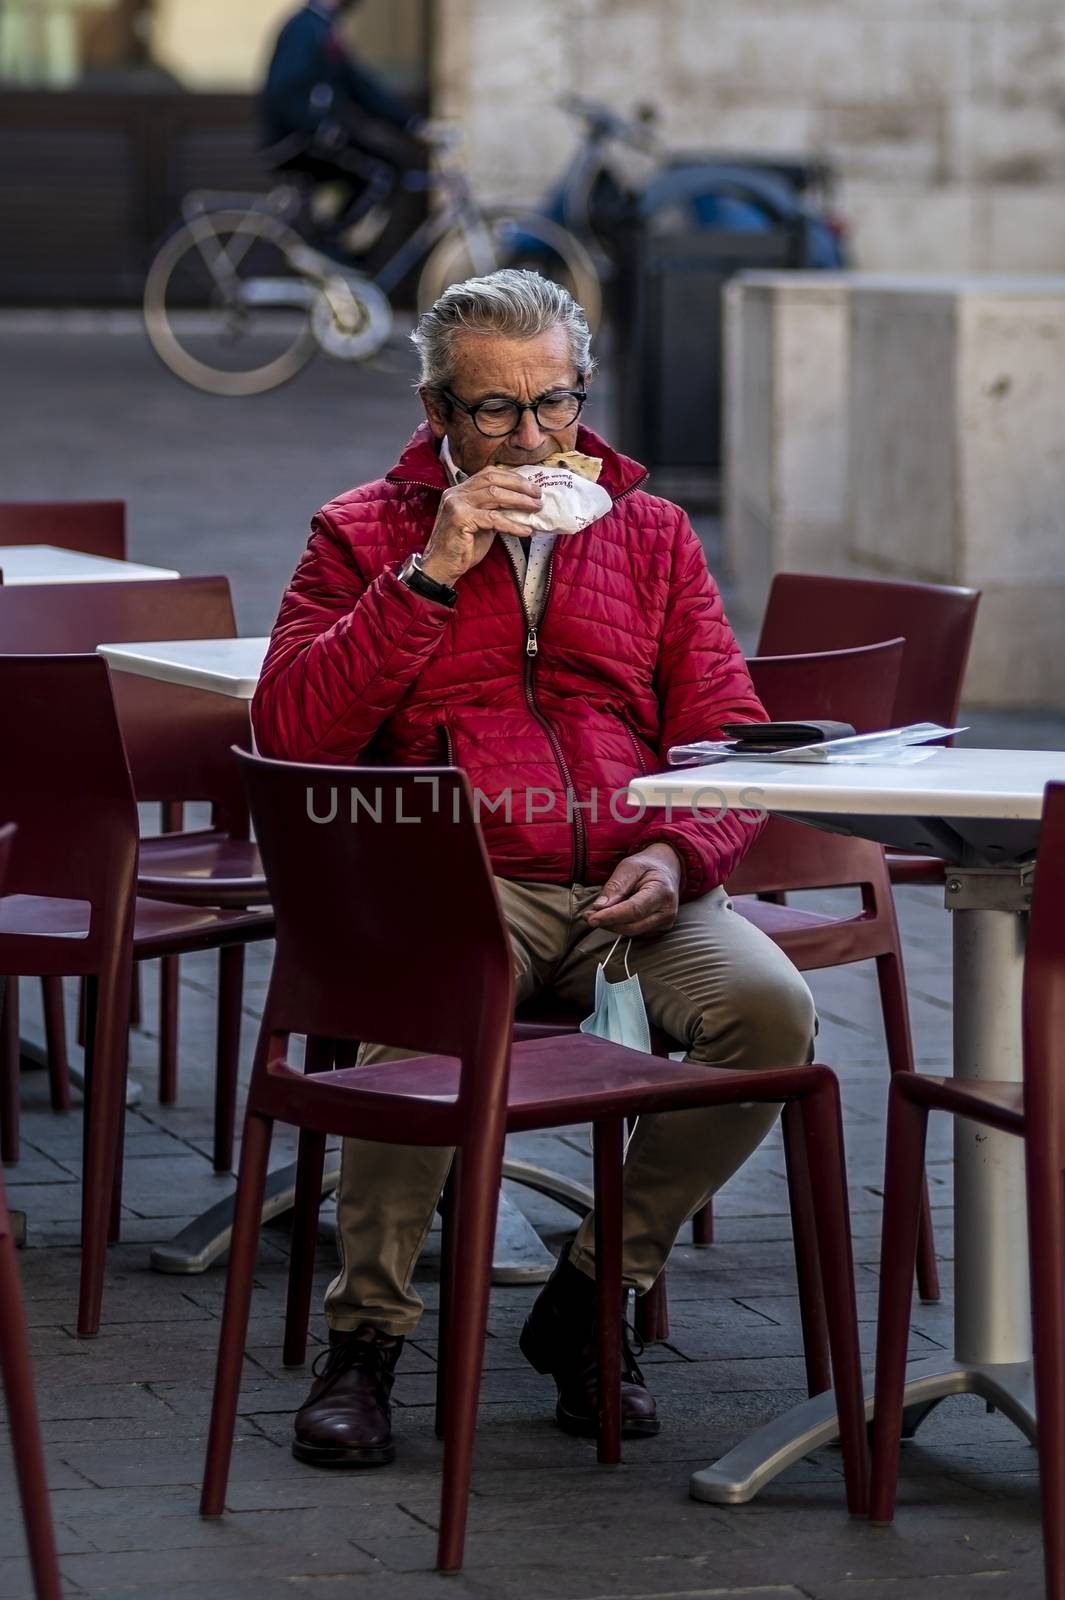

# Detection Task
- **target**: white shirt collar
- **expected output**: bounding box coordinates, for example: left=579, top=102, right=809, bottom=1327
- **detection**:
left=439, top=435, right=466, bottom=485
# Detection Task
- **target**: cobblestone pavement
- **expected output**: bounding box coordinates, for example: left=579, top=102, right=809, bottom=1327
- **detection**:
left=1, top=320, right=1062, bottom=1599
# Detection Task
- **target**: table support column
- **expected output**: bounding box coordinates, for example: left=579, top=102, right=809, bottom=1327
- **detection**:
left=948, top=869, right=1031, bottom=1366
left=689, top=860, right=1037, bottom=1506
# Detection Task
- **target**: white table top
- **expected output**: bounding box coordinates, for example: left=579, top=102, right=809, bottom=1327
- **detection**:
left=0, top=545, right=180, bottom=585
left=630, top=747, right=1065, bottom=822
left=97, top=636, right=269, bottom=699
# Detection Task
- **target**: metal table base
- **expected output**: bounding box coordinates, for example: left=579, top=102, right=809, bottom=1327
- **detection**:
left=690, top=1356, right=1035, bottom=1505
left=150, top=1154, right=594, bottom=1281
left=690, top=862, right=1036, bottom=1504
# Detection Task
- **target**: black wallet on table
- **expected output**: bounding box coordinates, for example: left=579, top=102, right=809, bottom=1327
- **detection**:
left=720, top=720, right=857, bottom=754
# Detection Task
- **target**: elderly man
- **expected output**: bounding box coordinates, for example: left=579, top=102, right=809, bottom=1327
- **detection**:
left=252, top=269, right=814, bottom=1469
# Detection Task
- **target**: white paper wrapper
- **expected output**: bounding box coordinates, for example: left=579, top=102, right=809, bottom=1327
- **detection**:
left=508, top=464, right=613, bottom=534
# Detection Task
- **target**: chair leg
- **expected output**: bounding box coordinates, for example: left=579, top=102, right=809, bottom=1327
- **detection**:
left=782, top=1101, right=832, bottom=1398
left=129, top=965, right=142, bottom=1029
left=435, top=1167, right=460, bottom=1441
left=213, top=945, right=245, bottom=1174
left=76, top=975, right=87, bottom=1049
left=78, top=961, right=132, bottom=1337
left=283, top=1129, right=328, bottom=1368
left=40, top=978, right=70, bottom=1112
left=1, top=978, right=20, bottom=1165
left=436, top=1133, right=504, bottom=1573
left=158, top=956, right=180, bottom=1105
left=690, top=1199, right=714, bottom=1246
left=1025, top=1145, right=1065, bottom=1600
left=869, top=1085, right=929, bottom=1523
left=201, top=1109, right=274, bottom=1517
left=797, top=1079, right=870, bottom=1517
left=876, top=948, right=940, bottom=1303
left=592, top=1117, right=625, bottom=1466
left=282, top=1037, right=334, bottom=1368
left=635, top=1271, right=669, bottom=1344
left=0, top=1204, right=63, bottom=1600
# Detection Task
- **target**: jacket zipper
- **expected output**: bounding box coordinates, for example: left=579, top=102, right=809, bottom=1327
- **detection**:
left=505, top=550, right=588, bottom=884
left=622, top=719, right=648, bottom=776
left=440, top=724, right=455, bottom=765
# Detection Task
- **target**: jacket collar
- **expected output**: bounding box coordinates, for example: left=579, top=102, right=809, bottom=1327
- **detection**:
left=386, top=422, right=648, bottom=502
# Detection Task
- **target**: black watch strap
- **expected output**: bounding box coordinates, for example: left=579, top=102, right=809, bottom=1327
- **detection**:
left=397, top=553, right=458, bottom=608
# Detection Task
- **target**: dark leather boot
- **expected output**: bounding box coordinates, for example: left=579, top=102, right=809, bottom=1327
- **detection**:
left=519, top=1242, right=659, bottom=1439
left=292, top=1325, right=403, bottom=1468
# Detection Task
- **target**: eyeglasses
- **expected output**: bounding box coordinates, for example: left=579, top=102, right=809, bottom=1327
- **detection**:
left=440, top=384, right=587, bottom=438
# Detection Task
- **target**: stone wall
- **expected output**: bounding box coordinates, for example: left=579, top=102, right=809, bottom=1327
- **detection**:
left=432, top=0, right=1065, bottom=273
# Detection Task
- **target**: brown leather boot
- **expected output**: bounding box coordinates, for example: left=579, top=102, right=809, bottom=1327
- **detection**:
left=292, top=1325, right=403, bottom=1468
left=519, top=1242, right=659, bottom=1439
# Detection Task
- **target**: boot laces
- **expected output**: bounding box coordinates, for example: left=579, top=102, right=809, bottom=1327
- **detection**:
left=311, top=1333, right=397, bottom=1388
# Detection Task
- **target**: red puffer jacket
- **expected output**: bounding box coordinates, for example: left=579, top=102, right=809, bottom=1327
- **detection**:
left=252, top=424, right=767, bottom=899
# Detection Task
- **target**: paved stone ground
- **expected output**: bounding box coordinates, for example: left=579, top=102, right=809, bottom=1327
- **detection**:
left=1, top=320, right=1063, bottom=1599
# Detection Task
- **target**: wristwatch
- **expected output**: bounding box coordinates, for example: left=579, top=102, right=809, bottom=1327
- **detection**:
left=397, top=552, right=458, bottom=609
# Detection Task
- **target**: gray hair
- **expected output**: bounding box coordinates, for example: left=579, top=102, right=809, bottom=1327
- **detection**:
left=411, top=268, right=596, bottom=391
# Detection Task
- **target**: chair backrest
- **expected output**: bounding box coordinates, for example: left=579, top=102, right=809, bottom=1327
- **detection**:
left=0, top=656, right=138, bottom=954
left=726, top=639, right=903, bottom=897
left=757, top=571, right=980, bottom=727
left=0, top=576, right=248, bottom=831
left=747, top=638, right=904, bottom=735
left=1023, top=782, right=1065, bottom=1136
left=0, top=823, right=13, bottom=894
left=0, top=500, right=127, bottom=560
left=239, top=752, right=516, bottom=1087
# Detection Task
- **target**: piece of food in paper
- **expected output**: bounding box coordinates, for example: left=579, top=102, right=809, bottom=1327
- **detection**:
left=510, top=461, right=612, bottom=534
left=542, top=449, right=603, bottom=482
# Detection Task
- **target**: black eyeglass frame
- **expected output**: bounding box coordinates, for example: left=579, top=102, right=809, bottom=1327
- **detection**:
left=439, top=382, right=588, bottom=437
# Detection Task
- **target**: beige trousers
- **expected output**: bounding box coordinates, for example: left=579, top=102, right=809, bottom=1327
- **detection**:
left=325, top=880, right=815, bottom=1335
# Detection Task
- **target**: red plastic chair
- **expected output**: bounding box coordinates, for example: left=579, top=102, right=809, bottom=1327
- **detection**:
left=0, top=499, right=126, bottom=560
left=0, top=576, right=268, bottom=1170
left=871, top=781, right=1065, bottom=1600
left=0, top=655, right=274, bottom=1333
left=200, top=753, right=870, bottom=1571
left=0, top=825, right=63, bottom=1600
left=756, top=571, right=980, bottom=885
left=522, top=638, right=935, bottom=1376
left=725, top=639, right=940, bottom=1317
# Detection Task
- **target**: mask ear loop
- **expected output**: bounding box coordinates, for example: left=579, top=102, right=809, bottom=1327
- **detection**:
left=603, top=936, right=635, bottom=977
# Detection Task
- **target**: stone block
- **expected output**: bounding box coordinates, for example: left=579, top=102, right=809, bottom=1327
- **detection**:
left=723, top=272, right=853, bottom=622
left=848, top=275, right=1065, bottom=705
left=955, top=98, right=1065, bottom=183
left=970, top=14, right=1065, bottom=98
left=815, top=102, right=950, bottom=184
left=862, top=17, right=974, bottom=98
left=976, top=185, right=1065, bottom=271
left=841, top=183, right=978, bottom=270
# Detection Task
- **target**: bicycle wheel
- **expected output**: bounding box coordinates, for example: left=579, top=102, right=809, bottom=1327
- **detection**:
left=144, top=208, right=321, bottom=397
left=417, top=210, right=602, bottom=331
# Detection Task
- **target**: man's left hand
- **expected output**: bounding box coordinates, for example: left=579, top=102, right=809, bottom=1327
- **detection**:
left=583, top=844, right=682, bottom=937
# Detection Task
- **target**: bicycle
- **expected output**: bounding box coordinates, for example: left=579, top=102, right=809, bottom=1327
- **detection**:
left=143, top=125, right=600, bottom=397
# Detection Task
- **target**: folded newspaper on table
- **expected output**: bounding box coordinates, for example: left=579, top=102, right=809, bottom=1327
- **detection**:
left=668, top=723, right=967, bottom=767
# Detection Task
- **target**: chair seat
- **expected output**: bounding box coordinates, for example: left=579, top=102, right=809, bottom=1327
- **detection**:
left=894, top=1070, right=1025, bottom=1134
left=260, top=1032, right=824, bottom=1138
left=138, top=831, right=268, bottom=907
left=0, top=892, right=273, bottom=959
left=887, top=851, right=947, bottom=887
left=733, top=895, right=888, bottom=969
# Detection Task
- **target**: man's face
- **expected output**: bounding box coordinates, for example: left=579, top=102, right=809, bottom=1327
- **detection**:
left=422, top=326, right=583, bottom=478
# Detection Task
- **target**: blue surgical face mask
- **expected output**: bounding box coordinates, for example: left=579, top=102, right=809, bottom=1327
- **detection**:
left=579, top=937, right=651, bottom=1054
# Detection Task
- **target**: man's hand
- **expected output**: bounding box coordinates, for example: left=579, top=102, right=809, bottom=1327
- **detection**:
left=583, top=843, right=682, bottom=937
left=421, top=467, right=543, bottom=587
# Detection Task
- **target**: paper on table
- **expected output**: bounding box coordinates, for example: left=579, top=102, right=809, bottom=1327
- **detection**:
left=668, top=723, right=967, bottom=767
